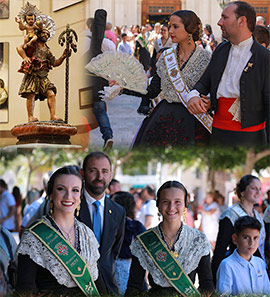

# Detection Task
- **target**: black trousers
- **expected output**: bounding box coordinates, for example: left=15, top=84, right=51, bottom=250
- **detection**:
left=211, top=127, right=267, bottom=147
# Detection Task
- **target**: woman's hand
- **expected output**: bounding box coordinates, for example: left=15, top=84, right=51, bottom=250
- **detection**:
left=201, top=95, right=211, bottom=110
left=109, top=80, right=118, bottom=87
left=187, top=96, right=207, bottom=114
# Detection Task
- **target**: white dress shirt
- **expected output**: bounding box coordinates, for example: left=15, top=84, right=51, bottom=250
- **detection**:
left=187, top=36, right=253, bottom=101
left=216, top=36, right=253, bottom=98
left=84, top=188, right=105, bottom=233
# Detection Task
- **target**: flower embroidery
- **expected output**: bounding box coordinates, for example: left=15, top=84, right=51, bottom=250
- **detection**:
left=55, top=243, right=69, bottom=256
left=170, top=68, right=178, bottom=78
left=156, top=251, right=167, bottom=262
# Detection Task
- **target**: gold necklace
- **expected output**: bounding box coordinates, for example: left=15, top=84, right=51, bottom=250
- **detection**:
left=163, top=233, right=176, bottom=248
left=59, top=226, right=74, bottom=244
left=160, top=225, right=183, bottom=258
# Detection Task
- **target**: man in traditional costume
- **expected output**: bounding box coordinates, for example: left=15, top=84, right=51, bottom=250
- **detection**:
left=187, top=1, right=269, bottom=146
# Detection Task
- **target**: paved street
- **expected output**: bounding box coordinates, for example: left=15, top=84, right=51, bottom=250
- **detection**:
left=89, top=94, right=145, bottom=150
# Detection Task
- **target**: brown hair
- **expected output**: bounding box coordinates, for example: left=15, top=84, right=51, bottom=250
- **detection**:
left=230, top=1, right=256, bottom=32
left=171, top=10, right=202, bottom=41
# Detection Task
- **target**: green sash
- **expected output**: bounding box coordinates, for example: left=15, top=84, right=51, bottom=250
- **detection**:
left=29, top=220, right=100, bottom=297
left=136, top=35, right=148, bottom=49
left=137, top=230, right=201, bottom=297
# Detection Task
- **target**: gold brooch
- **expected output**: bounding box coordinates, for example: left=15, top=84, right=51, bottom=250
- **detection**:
left=171, top=251, right=179, bottom=258
left=244, top=62, right=253, bottom=72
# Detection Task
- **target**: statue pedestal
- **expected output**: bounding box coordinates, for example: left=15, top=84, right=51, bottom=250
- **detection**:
left=11, top=121, right=77, bottom=145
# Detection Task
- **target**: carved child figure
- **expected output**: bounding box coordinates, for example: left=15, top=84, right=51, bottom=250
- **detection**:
left=15, top=2, right=42, bottom=49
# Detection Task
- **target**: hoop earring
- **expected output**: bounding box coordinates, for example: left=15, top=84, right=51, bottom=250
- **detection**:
left=49, top=197, right=53, bottom=215
left=188, top=34, right=192, bottom=45
left=182, top=207, right=187, bottom=223
left=76, top=203, right=80, bottom=217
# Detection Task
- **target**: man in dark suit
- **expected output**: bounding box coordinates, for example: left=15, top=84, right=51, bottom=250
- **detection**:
left=187, top=1, right=269, bottom=146
left=79, top=152, right=125, bottom=294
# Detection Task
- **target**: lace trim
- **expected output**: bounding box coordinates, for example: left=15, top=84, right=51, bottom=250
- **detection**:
left=17, top=216, right=99, bottom=288
left=156, top=45, right=211, bottom=104
left=228, top=97, right=241, bottom=122
left=220, top=203, right=265, bottom=242
left=131, top=224, right=211, bottom=287
left=264, top=206, right=270, bottom=223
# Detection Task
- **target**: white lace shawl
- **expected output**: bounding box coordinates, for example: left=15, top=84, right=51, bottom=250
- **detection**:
left=219, top=202, right=266, bottom=248
left=264, top=205, right=270, bottom=223
left=156, top=45, right=211, bottom=104
left=16, top=217, right=100, bottom=288
left=130, top=224, right=211, bottom=287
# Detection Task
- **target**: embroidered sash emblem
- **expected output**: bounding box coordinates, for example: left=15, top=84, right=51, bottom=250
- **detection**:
left=56, top=243, right=69, bottom=256
left=156, top=251, right=167, bottom=262
left=170, top=69, right=178, bottom=78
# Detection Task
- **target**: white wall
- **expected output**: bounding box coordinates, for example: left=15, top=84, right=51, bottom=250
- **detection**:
left=86, top=0, right=140, bottom=27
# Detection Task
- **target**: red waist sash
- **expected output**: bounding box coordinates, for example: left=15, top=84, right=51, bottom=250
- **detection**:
left=213, top=97, right=265, bottom=132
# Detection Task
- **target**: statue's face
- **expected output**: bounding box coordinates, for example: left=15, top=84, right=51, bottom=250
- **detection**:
left=26, top=15, right=35, bottom=26
left=39, top=30, right=50, bottom=42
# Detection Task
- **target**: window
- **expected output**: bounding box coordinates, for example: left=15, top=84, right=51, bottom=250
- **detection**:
left=254, top=6, right=268, bottom=14
left=149, top=6, right=174, bottom=13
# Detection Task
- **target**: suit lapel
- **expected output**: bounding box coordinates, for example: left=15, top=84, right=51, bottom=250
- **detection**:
left=78, top=196, right=92, bottom=229
left=100, top=197, right=114, bottom=251
left=217, top=42, right=231, bottom=83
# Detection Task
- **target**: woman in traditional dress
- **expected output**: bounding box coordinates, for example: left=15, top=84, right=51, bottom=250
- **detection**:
left=212, top=175, right=266, bottom=283
left=133, top=10, right=212, bottom=147
left=16, top=166, right=106, bottom=296
left=134, top=26, right=151, bottom=72
left=126, top=181, right=214, bottom=297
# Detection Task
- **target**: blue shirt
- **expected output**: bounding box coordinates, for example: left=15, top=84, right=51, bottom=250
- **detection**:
left=217, top=249, right=270, bottom=295
left=0, top=190, right=16, bottom=230
left=117, top=41, right=132, bottom=55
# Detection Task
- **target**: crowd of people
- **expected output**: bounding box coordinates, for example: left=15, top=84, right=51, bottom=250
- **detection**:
left=0, top=151, right=270, bottom=296
left=85, top=1, right=269, bottom=150
left=0, top=0, right=270, bottom=296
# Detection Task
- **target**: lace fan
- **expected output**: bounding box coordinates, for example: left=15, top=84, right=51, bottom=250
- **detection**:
left=85, top=51, right=148, bottom=95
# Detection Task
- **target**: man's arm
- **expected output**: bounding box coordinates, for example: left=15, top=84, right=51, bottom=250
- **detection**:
left=144, top=215, right=154, bottom=229
left=216, top=261, right=233, bottom=295
left=0, top=206, right=16, bottom=225
left=263, top=51, right=270, bottom=142
left=111, top=207, right=125, bottom=259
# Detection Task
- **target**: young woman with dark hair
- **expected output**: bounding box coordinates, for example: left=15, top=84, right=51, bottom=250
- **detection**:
left=126, top=181, right=214, bottom=296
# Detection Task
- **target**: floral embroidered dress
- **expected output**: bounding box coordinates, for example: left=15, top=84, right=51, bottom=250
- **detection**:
left=126, top=224, right=214, bottom=296
left=133, top=45, right=211, bottom=147
left=16, top=215, right=102, bottom=296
